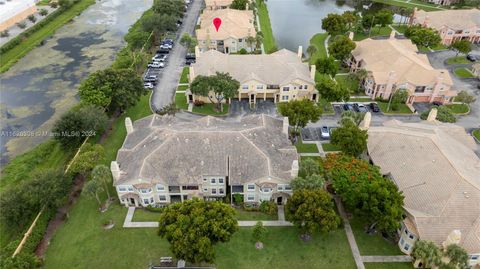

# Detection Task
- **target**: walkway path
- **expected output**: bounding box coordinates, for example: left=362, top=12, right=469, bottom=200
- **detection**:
left=278, top=205, right=285, bottom=221
left=123, top=207, right=159, bottom=228
left=324, top=35, right=331, bottom=57
left=238, top=220, right=293, bottom=227
left=333, top=196, right=365, bottom=269
left=362, top=256, right=412, bottom=262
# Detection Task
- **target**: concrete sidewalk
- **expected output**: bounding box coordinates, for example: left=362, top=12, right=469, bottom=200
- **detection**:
left=362, top=256, right=412, bottom=262
left=123, top=207, right=159, bottom=228
left=237, top=220, right=293, bottom=227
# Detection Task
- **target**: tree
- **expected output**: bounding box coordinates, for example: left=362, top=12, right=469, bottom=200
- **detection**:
left=255, top=32, right=263, bottom=49
left=328, top=35, right=356, bottom=61
left=246, top=35, right=256, bottom=51
left=340, top=110, right=365, bottom=126
left=152, top=0, right=185, bottom=18
left=450, top=40, right=471, bottom=56
left=277, top=99, right=322, bottom=139
left=125, top=30, right=151, bottom=50
left=252, top=221, right=267, bottom=243
left=69, top=144, right=105, bottom=176
left=342, top=11, right=359, bottom=31
left=298, top=157, right=322, bottom=178
left=420, top=106, right=456, bottom=123
left=141, top=13, right=178, bottom=41
left=291, top=174, right=325, bottom=190
left=230, top=0, right=249, bottom=9
left=443, top=244, right=469, bottom=269
left=361, top=14, right=375, bottom=32
left=316, top=76, right=350, bottom=102
left=405, top=26, right=441, bottom=48
left=180, top=33, right=198, bottom=52
left=375, top=9, right=394, bottom=27
left=389, top=89, right=409, bottom=111
left=27, top=14, right=36, bottom=23
left=307, top=45, right=317, bottom=58
left=83, top=179, right=104, bottom=206
left=16, top=22, right=27, bottom=29
left=158, top=199, right=238, bottom=263
left=285, top=189, right=340, bottom=238
left=91, top=165, right=112, bottom=200
left=0, top=30, right=9, bottom=38
left=413, top=240, right=441, bottom=268
left=52, top=104, right=108, bottom=149
left=331, top=120, right=368, bottom=156
left=39, top=8, right=49, bottom=16
left=321, top=14, right=347, bottom=35
left=190, top=72, right=240, bottom=112
left=315, top=56, right=338, bottom=76
left=455, top=90, right=476, bottom=104
left=79, top=68, right=146, bottom=112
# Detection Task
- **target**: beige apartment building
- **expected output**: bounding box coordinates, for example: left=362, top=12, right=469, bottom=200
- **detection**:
left=111, top=114, right=298, bottom=207
left=188, top=47, right=318, bottom=105
left=204, top=0, right=233, bottom=10
left=367, top=119, right=480, bottom=268
left=348, top=33, right=456, bottom=104
left=0, top=0, right=37, bottom=31
left=196, top=8, right=256, bottom=54
left=409, top=8, right=480, bottom=45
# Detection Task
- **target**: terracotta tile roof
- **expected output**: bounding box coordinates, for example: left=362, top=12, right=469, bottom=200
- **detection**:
left=196, top=8, right=256, bottom=40
left=413, top=9, right=480, bottom=30
left=204, top=0, right=233, bottom=8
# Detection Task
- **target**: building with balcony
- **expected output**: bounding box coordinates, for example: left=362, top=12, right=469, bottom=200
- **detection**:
left=188, top=47, right=317, bottom=105
left=367, top=119, right=480, bottom=268
left=111, top=114, right=298, bottom=207
left=348, top=33, right=456, bottom=104
left=409, top=8, right=480, bottom=45
left=204, top=0, right=233, bottom=10
left=0, top=0, right=37, bottom=31
left=196, top=8, right=256, bottom=54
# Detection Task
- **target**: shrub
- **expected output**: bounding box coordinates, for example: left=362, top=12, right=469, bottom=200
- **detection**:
left=145, top=205, right=164, bottom=212
left=40, top=8, right=49, bottom=16
left=50, top=1, right=58, bottom=8
left=17, top=22, right=27, bottom=29
left=239, top=48, right=247, bottom=54
left=0, top=30, right=9, bottom=37
left=259, top=200, right=277, bottom=215
left=233, top=193, right=243, bottom=206
left=193, top=100, right=204, bottom=106
left=420, top=106, right=456, bottom=123
left=28, top=15, right=37, bottom=23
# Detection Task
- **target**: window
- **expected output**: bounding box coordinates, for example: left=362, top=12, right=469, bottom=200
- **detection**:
left=282, top=96, right=289, bottom=101
left=219, top=188, right=224, bottom=194
left=218, top=178, right=224, bottom=184
left=242, top=85, right=249, bottom=90
left=277, top=185, right=284, bottom=191
left=118, top=186, right=127, bottom=192
left=261, top=187, right=272, bottom=193
left=156, top=184, right=165, bottom=191
left=159, top=195, right=167, bottom=201
left=400, top=238, right=405, bottom=246
left=404, top=243, right=410, bottom=251
left=404, top=229, right=408, bottom=235
left=247, top=194, right=255, bottom=201
left=238, top=38, right=242, bottom=42
left=282, top=87, right=289, bottom=92
left=299, top=85, right=303, bottom=89
left=203, top=188, right=208, bottom=192
left=203, top=178, right=207, bottom=182
left=150, top=197, right=154, bottom=204
left=140, top=188, right=152, bottom=194
left=247, top=184, right=255, bottom=191
left=211, top=188, right=217, bottom=195
left=182, top=185, right=199, bottom=190
left=409, top=234, right=414, bottom=240
left=256, top=85, right=263, bottom=90
left=127, top=186, right=134, bottom=191
left=471, top=255, right=479, bottom=260
left=415, top=86, right=425, bottom=93
left=143, top=199, right=150, bottom=205
left=211, top=178, right=216, bottom=184
left=304, top=85, right=308, bottom=89
left=284, top=185, right=292, bottom=191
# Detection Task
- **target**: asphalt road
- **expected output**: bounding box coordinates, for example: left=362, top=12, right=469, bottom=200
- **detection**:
left=150, top=0, right=202, bottom=112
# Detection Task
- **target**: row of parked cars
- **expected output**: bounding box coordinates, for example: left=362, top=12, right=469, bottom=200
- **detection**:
left=143, top=39, right=175, bottom=89
left=342, top=102, right=380, bottom=113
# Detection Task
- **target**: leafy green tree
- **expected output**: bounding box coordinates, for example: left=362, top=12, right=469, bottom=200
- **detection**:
left=298, top=157, right=322, bottom=178
left=27, top=14, right=36, bottom=23
left=125, top=30, right=151, bottom=50
left=158, top=199, right=238, bottom=263
left=443, top=244, right=469, bottom=269
left=307, top=45, right=317, bottom=58
left=141, top=13, right=178, bottom=41
left=328, top=35, right=356, bottom=61
left=82, top=179, right=104, bottom=206
left=152, top=0, right=185, bottom=18
left=91, top=165, right=113, bottom=200
left=0, top=253, right=41, bottom=269
left=405, top=26, right=441, bottom=48
left=277, top=99, right=322, bottom=138
left=291, top=174, right=325, bottom=190
left=375, top=9, right=394, bottom=27
left=230, top=0, right=249, bottom=9
left=389, top=89, right=409, bottom=111
left=255, top=33, right=263, bottom=49
left=340, top=110, right=365, bottom=126
left=180, top=33, right=198, bottom=52
left=342, top=11, right=359, bottom=31
left=455, top=90, right=476, bottom=104
left=316, top=56, right=338, bottom=76
left=361, top=14, right=375, bottom=31
left=79, top=68, right=146, bottom=112
left=450, top=40, right=471, bottom=56
left=322, top=14, right=347, bottom=35
left=190, top=72, right=240, bottom=112
left=285, top=189, right=340, bottom=238
left=316, top=76, right=350, bottom=102
left=52, top=105, right=108, bottom=149
left=39, top=8, right=49, bottom=16
left=246, top=36, right=256, bottom=51
left=69, top=144, right=105, bottom=176
left=420, top=106, right=456, bottom=123
left=331, top=119, right=368, bottom=156
left=413, top=240, right=441, bottom=268
left=252, top=221, right=267, bottom=243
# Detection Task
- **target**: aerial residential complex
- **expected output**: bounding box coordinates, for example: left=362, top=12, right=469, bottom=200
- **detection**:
left=188, top=48, right=318, bottom=105
left=196, top=8, right=256, bottom=53
left=409, top=8, right=480, bottom=45
left=111, top=114, right=298, bottom=207
left=204, top=0, right=233, bottom=10
left=348, top=33, right=457, bottom=104
left=368, top=120, right=480, bottom=267
left=0, top=0, right=37, bottom=31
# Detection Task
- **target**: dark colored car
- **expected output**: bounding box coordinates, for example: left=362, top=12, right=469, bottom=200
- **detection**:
left=185, top=53, right=196, bottom=60
left=156, top=48, right=170, bottom=54
left=185, top=59, right=196, bottom=65
left=352, top=103, right=360, bottom=112
left=343, top=103, right=353, bottom=111
left=369, top=103, right=380, bottom=112
left=432, top=101, right=443, bottom=106
left=467, top=54, right=477, bottom=62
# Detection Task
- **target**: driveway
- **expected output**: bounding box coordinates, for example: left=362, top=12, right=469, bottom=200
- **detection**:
left=150, top=0, right=202, bottom=112
left=228, top=100, right=278, bottom=118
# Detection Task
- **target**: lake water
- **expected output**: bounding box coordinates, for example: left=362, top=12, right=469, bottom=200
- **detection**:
left=0, top=0, right=152, bottom=164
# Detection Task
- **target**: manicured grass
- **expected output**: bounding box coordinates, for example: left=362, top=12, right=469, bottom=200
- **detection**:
left=322, top=143, right=341, bottom=152
left=215, top=227, right=356, bottom=269
left=348, top=98, right=371, bottom=102
left=350, top=217, right=404, bottom=256
left=446, top=103, right=469, bottom=114
left=37, top=0, right=51, bottom=5
left=0, top=0, right=96, bottom=73
left=132, top=208, right=162, bottom=222
left=256, top=0, right=276, bottom=53
left=335, top=74, right=360, bottom=94
left=473, top=129, right=480, bottom=141
left=179, top=66, right=189, bottom=83
left=365, top=263, right=413, bottom=269
left=192, top=103, right=229, bottom=116
left=175, top=92, right=188, bottom=110
left=295, top=139, right=319, bottom=153
left=377, top=101, right=413, bottom=114
left=235, top=208, right=277, bottom=221
left=319, top=98, right=334, bottom=115
left=446, top=56, right=471, bottom=65
left=176, top=85, right=188, bottom=92
left=454, top=67, right=475, bottom=78
left=353, top=26, right=392, bottom=41
left=309, top=33, right=328, bottom=64
left=300, top=156, right=322, bottom=163
left=391, top=24, right=409, bottom=34
left=370, top=0, right=443, bottom=11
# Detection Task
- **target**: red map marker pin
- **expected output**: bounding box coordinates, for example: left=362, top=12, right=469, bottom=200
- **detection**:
left=213, top=17, right=222, bottom=32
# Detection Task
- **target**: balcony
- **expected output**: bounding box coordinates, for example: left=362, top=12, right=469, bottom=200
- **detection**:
left=168, top=186, right=181, bottom=193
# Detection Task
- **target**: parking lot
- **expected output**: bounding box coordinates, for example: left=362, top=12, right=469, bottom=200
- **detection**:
left=228, top=100, right=278, bottom=117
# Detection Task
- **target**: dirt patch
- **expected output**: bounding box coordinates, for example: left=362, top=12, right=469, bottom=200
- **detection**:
left=255, top=242, right=264, bottom=249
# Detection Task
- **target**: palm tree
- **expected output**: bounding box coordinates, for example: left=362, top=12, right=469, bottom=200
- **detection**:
left=255, top=33, right=263, bottom=50
left=246, top=36, right=256, bottom=52
left=307, top=45, right=318, bottom=58
left=83, top=179, right=104, bottom=206
left=443, top=244, right=469, bottom=269
left=412, top=240, right=441, bottom=268
left=91, top=165, right=112, bottom=200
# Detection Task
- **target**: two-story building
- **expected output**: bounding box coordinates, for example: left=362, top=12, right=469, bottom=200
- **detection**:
left=409, top=8, right=480, bottom=45
left=0, top=0, right=37, bottom=31
left=196, top=8, right=256, bottom=54
left=204, top=0, right=233, bottom=10
left=348, top=32, right=456, bottom=104
left=187, top=47, right=318, bottom=105
left=367, top=119, right=480, bottom=268
left=111, top=114, right=298, bottom=207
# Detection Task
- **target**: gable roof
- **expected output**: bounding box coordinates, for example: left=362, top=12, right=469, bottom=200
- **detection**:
left=413, top=9, right=480, bottom=30
left=191, top=49, right=314, bottom=85
left=196, top=8, right=256, bottom=40
left=204, top=0, right=233, bottom=8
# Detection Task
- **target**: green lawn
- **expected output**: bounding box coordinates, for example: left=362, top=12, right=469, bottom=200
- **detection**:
left=36, top=0, right=51, bottom=5
left=308, top=33, right=328, bottom=64
left=318, top=98, right=334, bottom=115
left=0, top=0, right=96, bottom=73
left=370, top=0, right=443, bottom=11
left=365, top=263, right=413, bottom=269
left=446, top=103, right=469, bottom=114
left=473, top=129, right=480, bottom=141
left=322, top=143, right=341, bottom=152
left=235, top=208, right=277, bottom=221
left=335, top=74, right=360, bottom=95
left=256, top=0, right=276, bottom=53
left=453, top=67, right=475, bottom=78
left=391, top=24, right=409, bottom=34
left=350, top=217, right=404, bottom=256
left=353, top=26, right=392, bottom=41
left=132, top=208, right=162, bottom=222
left=179, top=66, right=189, bottom=84
left=295, top=139, right=319, bottom=153
left=377, top=101, right=413, bottom=114
left=175, top=92, right=188, bottom=110
left=193, top=103, right=229, bottom=116
left=177, top=85, right=188, bottom=92
left=348, top=98, right=371, bottom=102
left=446, top=56, right=471, bottom=65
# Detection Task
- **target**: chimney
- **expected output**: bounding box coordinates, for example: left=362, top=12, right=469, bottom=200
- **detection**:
left=282, top=117, right=289, bottom=138
left=360, top=112, right=372, bottom=130
left=195, top=45, right=200, bottom=58
left=348, top=31, right=354, bottom=40
left=297, top=46, right=303, bottom=59
left=110, top=161, right=120, bottom=181
left=427, top=108, right=438, bottom=122
left=291, top=160, right=299, bottom=178
left=125, top=117, right=133, bottom=134
left=310, top=64, right=316, bottom=80
left=389, top=30, right=396, bottom=39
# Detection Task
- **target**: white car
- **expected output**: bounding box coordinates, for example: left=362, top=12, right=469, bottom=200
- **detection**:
left=320, top=126, right=330, bottom=139
left=152, top=54, right=167, bottom=62
left=144, top=82, right=154, bottom=89
left=148, top=62, right=164, bottom=68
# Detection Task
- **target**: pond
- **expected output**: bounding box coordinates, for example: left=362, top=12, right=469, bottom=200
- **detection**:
left=0, top=0, right=152, bottom=164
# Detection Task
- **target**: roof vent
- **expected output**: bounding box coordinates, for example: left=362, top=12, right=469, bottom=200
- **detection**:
left=200, top=160, right=204, bottom=166
left=432, top=159, right=436, bottom=163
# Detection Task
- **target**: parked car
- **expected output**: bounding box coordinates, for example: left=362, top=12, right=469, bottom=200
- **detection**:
left=357, top=104, right=368, bottom=112
left=369, top=103, right=380, bottom=113
left=432, top=101, right=443, bottom=106
left=343, top=103, right=353, bottom=111
left=144, top=82, right=154, bottom=89
left=185, top=58, right=196, bottom=65
left=152, top=54, right=168, bottom=62
left=320, top=126, right=330, bottom=139
left=156, top=48, right=170, bottom=54
left=467, top=54, right=477, bottom=62
left=159, top=44, right=171, bottom=50
left=185, top=53, right=196, bottom=60
left=352, top=103, right=360, bottom=112
left=148, top=62, right=164, bottom=68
